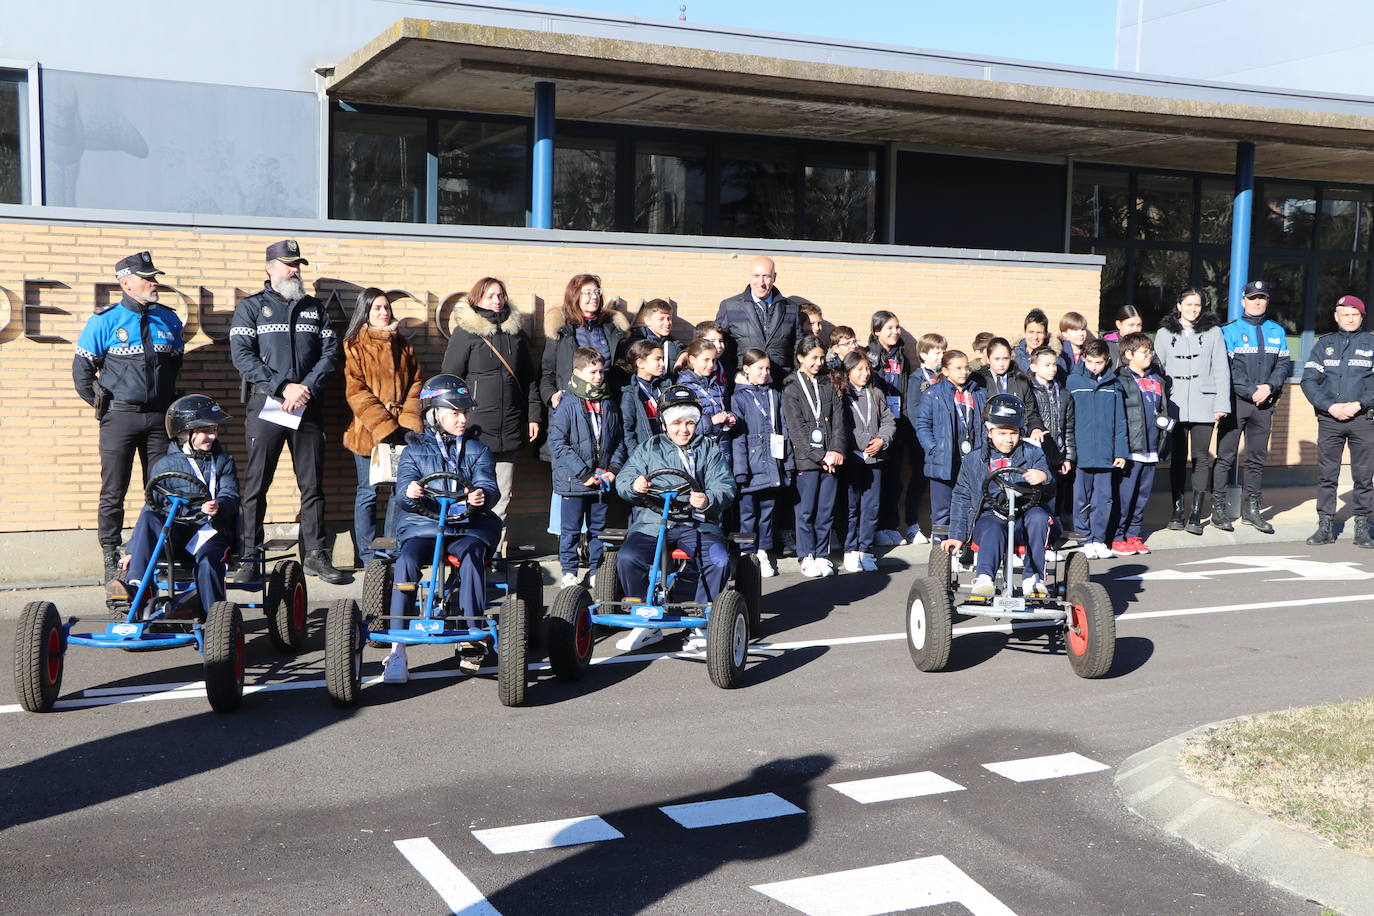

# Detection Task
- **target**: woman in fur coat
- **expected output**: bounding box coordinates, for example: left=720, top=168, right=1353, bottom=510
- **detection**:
left=540, top=273, right=631, bottom=409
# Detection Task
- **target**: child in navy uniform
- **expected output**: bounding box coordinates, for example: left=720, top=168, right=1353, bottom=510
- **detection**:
left=618, top=338, right=665, bottom=457
left=1111, top=332, right=1170, bottom=556
left=731, top=348, right=793, bottom=577
left=550, top=347, right=627, bottom=587
left=1027, top=345, right=1074, bottom=541
left=675, top=337, right=736, bottom=464
left=110, top=395, right=240, bottom=619
left=784, top=336, right=845, bottom=578
left=915, top=349, right=988, bottom=543
left=836, top=350, right=896, bottom=572
left=1065, top=340, right=1128, bottom=558
left=902, top=333, right=946, bottom=545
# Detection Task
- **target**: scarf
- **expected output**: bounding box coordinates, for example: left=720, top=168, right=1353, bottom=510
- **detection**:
left=474, top=303, right=510, bottom=325
left=567, top=373, right=605, bottom=401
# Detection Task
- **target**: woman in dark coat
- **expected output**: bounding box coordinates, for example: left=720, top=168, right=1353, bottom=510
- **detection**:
left=540, top=273, right=631, bottom=409
left=440, top=276, right=541, bottom=522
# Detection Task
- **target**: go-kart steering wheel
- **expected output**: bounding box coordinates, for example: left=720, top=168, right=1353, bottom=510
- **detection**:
left=145, top=470, right=212, bottom=527
left=986, top=465, right=1044, bottom=516
left=644, top=467, right=701, bottom=520
left=413, top=471, right=474, bottom=520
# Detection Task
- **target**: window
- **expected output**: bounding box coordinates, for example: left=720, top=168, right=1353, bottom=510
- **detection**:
left=437, top=118, right=527, bottom=227
left=330, top=110, right=427, bottom=222
left=0, top=71, right=22, bottom=204
left=1199, top=178, right=1234, bottom=245
left=1071, top=168, right=1129, bottom=241
left=1133, top=248, right=1191, bottom=328
left=1318, top=187, right=1373, bottom=253
left=1257, top=261, right=1306, bottom=360
left=719, top=139, right=797, bottom=239
left=1260, top=184, right=1317, bottom=249
left=634, top=140, right=706, bottom=235
left=804, top=147, right=877, bottom=243
left=1135, top=173, right=1193, bottom=243
left=1316, top=258, right=1371, bottom=335
left=554, top=135, right=617, bottom=231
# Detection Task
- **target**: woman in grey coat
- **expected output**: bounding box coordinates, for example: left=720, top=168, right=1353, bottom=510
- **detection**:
left=1154, top=287, right=1231, bottom=535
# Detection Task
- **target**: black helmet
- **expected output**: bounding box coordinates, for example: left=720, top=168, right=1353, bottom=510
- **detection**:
left=420, top=374, right=475, bottom=419
left=165, top=394, right=231, bottom=440
left=657, top=384, right=701, bottom=418
left=982, top=393, right=1025, bottom=430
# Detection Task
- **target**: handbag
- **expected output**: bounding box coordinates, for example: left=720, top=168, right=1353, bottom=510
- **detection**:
left=369, top=442, right=406, bottom=486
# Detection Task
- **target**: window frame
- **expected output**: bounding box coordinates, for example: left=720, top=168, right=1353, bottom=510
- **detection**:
left=0, top=60, right=43, bottom=205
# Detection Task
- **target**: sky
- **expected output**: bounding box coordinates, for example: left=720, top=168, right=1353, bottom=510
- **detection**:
left=539, top=0, right=1120, bottom=68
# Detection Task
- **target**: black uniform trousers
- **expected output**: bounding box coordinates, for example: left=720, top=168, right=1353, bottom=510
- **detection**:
left=98, top=409, right=170, bottom=548
left=1315, top=412, right=1374, bottom=517
left=1212, top=398, right=1274, bottom=498
left=240, top=394, right=326, bottom=555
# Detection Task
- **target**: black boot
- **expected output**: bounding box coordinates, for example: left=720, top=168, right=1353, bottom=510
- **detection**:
left=232, top=551, right=262, bottom=584
left=1307, top=513, right=1336, bottom=546
left=304, top=549, right=350, bottom=585
left=102, top=545, right=123, bottom=582
left=1355, top=516, right=1374, bottom=549
left=1167, top=497, right=1186, bottom=530
left=1185, top=492, right=1206, bottom=536
left=1211, top=490, right=1233, bottom=532
left=1242, top=495, right=1274, bottom=534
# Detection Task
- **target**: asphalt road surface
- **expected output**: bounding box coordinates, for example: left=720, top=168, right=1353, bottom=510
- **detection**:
left=2, top=540, right=1369, bottom=915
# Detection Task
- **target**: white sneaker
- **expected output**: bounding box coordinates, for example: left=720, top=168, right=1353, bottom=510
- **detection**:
left=682, top=627, right=707, bottom=652
left=971, top=575, right=996, bottom=597
left=875, top=529, right=904, bottom=546
left=799, top=556, right=821, bottom=578
left=1045, top=548, right=1062, bottom=563
left=860, top=552, right=878, bottom=572
left=382, top=646, right=409, bottom=684
left=815, top=557, right=836, bottom=577
left=1084, top=542, right=1108, bottom=559
left=757, top=550, right=776, bottom=578
left=905, top=524, right=930, bottom=545
left=589, top=573, right=596, bottom=587
left=843, top=551, right=863, bottom=572
left=1022, top=576, right=1047, bottom=598
left=560, top=572, right=581, bottom=588
left=1012, top=553, right=1024, bottom=568
left=614, top=627, right=664, bottom=652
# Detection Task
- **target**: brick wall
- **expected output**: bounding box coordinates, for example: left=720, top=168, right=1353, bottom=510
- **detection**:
left=0, top=214, right=1122, bottom=549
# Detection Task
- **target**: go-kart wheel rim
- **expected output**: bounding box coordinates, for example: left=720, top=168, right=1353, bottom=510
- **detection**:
left=731, top=613, right=747, bottom=667
left=291, top=581, right=307, bottom=635
left=45, top=627, right=62, bottom=685
left=1067, top=602, right=1088, bottom=656
left=908, top=597, right=927, bottom=650
left=574, top=607, right=593, bottom=659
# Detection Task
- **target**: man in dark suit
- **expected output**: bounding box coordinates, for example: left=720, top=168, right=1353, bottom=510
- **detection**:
left=714, top=256, right=801, bottom=383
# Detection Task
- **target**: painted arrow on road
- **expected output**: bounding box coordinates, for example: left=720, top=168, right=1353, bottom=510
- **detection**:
left=1121, top=555, right=1374, bottom=582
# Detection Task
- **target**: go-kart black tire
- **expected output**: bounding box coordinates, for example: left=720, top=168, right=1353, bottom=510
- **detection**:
left=1065, top=582, right=1116, bottom=679
left=547, top=586, right=594, bottom=682
left=592, top=548, right=622, bottom=607
left=707, top=589, right=750, bottom=689
left=906, top=576, right=954, bottom=673
left=497, top=594, right=529, bottom=707
left=517, top=560, right=545, bottom=650
left=361, top=559, right=393, bottom=648
left=325, top=599, right=364, bottom=706
left=264, top=560, right=308, bottom=653
left=1062, top=550, right=1090, bottom=594
left=15, top=601, right=64, bottom=713
left=927, top=547, right=952, bottom=586
left=203, top=601, right=245, bottom=713
left=734, top=552, right=763, bottom=636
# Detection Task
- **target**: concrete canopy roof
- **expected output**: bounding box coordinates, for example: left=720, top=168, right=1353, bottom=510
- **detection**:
left=329, top=18, right=1374, bottom=183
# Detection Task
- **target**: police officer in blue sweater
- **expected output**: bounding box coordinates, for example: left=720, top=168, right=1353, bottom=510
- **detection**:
left=1301, top=295, right=1374, bottom=547
left=74, top=251, right=185, bottom=581
left=1212, top=280, right=1292, bottom=533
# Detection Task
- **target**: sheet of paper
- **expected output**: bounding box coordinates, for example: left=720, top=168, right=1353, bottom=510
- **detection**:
left=259, top=396, right=304, bottom=430
left=189, top=523, right=217, bottom=555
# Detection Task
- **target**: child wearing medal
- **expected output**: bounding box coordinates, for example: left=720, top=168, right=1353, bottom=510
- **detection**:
left=784, top=335, right=845, bottom=578
left=915, top=349, right=989, bottom=546
left=731, top=349, right=793, bottom=578
left=618, top=338, right=666, bottom=457
left=836, top=350, right=896, bottom=572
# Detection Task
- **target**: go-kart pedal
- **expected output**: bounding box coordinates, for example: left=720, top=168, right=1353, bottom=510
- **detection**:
left=456, top=643, right=492, bottom=672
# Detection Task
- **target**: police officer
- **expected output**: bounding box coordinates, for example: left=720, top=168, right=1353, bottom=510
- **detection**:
left=229, top=240, right=346, bottom=584
left=73, top=252, right=184, bottom=581
left=1301, top=295, right=1374, bottom=547
left=1211, top=279, right=1292, bottom=533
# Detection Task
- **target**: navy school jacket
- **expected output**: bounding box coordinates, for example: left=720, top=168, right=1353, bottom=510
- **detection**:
left=948, top=438, right=1051, bottom=544
left=619, top=375, right=663, bottom=458
left=1064, top=365, right=1129, bottom=469
left=394, top=430, right=503, bottom=547
left=914, top=377, right=989, bottom=481
left=145, top=442, right=241, bottom=548
left=548, top=390, right=628, bottom=497
left=731, top=382, right=794, bottom=493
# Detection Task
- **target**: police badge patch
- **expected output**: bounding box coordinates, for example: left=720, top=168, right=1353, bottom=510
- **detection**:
left=116, top=327, right=129, bottom=342
left=262, top=305, right=273, bottom=318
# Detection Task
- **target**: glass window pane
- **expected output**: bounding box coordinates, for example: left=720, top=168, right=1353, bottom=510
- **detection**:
left=1258, top=261, right=1307, bottom=366
left=1318, top=187, right=1374, bottom=253
left=1260, top=183, right=1316, bottom=248
left=1135, top=173, right=1194, bottom=242
left=0, top=73, right=21, bottom=204
left=634, top=140, right=705, bottom=235
left=1133, top=248, right=1191, bottom=330
left=1199, top=256, right=1230, bottom=319
left=554, top=137, right=617, bottom=231
left=1199, top=178, right=1234, bottom=245
left=719, top=139, right=797, bottom=239
left=1071, top=168, right=1129, bottom=241
left=803, top=147, right=877, bottom=243
left=330, top=110, right=427, bottom=223
left=1072, top=241, right=1127, bottom=323
left=1316, top=258, right=1371, bottom=335
left=436, top=118, right=527, bottom=227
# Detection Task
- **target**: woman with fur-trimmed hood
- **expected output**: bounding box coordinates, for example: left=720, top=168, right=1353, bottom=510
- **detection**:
left=440, top=276, right=542, bottom=521
left=540, top=273, right=631, bottom=409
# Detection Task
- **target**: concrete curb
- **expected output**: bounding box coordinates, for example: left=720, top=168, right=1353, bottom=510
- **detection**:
left=1115, top=722, right=1374, bottom=916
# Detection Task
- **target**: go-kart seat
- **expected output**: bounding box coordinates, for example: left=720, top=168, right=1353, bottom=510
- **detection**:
left=445, top=555, right=463, bottom=568
left=669, top=548, right=692, bottom=561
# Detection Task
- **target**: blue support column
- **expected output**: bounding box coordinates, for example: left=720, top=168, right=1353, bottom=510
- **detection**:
left=1227, top=141, right=1255, bottom=321
left=532, top=81, right=555, bottom=230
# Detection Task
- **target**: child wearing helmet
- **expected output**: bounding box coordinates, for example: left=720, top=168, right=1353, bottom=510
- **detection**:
left=107, top=395, right=241, bottom=618
left=387, top=375, right=502, bottom=683
left=941, top=393, right=1053, bottom=598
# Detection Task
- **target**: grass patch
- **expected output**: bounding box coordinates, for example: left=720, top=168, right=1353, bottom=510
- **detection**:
left=1181, top=697, right=1374, bottom=857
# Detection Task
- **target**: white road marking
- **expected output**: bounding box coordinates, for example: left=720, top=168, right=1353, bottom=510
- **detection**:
left=981, top=751, right=1109, bottom=782
left=752, top=854, right=1017, bottom=916
left=659, top=792, right=804, bottom=829
left=829, top=771, right=965, bottom=804
left=394, top=836, right=502, bottom=915
left=1124, top=554, right=1374, bottom=582
left=471, top=815, right=623, bottom=854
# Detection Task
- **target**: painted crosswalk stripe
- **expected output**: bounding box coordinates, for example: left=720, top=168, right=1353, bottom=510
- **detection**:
left=471, top=815, right=623, bottom=854
left=829, top=771, right=965, bottom=804
left=659, top=792, right=804, bottom=829
left=981, top=751, right=1109, bottom=782
left=752, top=854, right=1017, bottom=916
left=394, top=836, right=502, bottom=915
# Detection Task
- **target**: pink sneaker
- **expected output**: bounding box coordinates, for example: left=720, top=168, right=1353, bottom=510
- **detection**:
left=1110, top=540, right=1135, bottom=556
left=1129, top=536, right=1150, bottom=555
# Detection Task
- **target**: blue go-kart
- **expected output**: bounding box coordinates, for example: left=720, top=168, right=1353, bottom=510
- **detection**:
left=323, top=471, right=543, bottom=708
left=14, top=470, right=253, bottom=713
left=545, top=467, right=762, bottom=689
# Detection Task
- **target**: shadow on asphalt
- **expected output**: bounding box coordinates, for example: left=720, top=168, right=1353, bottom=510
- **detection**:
left=483, top=753, right=835, bottom=915
left=755, top=572, right=893, bottom=639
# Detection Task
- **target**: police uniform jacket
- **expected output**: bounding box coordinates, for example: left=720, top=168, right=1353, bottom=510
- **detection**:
left=229, top=284, right=339, bottom=400
left=1222, top=314, right=1292, bottom=403
left=1300, top=329, right=1374, bottom=418
left=73, top=294, right=184, bottom=409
